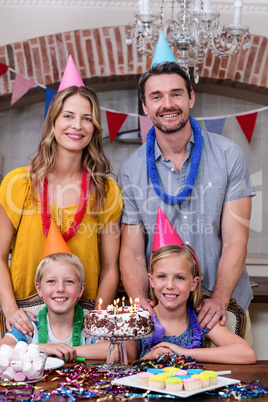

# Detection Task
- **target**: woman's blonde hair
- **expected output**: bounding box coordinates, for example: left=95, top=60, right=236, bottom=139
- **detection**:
left=30, top=86, right=111, bottom=211
left=35, top=252, right=85, bottom=287
left=149, top=244, right=202, bottom=309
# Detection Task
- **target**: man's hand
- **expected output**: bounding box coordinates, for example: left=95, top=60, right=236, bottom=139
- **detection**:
left=138, top=297, right=156, bottom=315
left=5, top=308, right=36, bottom=336
left=196, top=297, right=227, bottom=330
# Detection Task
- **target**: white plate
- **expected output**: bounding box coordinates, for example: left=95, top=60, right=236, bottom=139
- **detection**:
left=44, top=357, right=64, bottom=371
left=112, top=374, right=240, bottom=398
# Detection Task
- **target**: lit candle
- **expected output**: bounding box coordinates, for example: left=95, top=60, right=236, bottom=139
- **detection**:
left=203, top=0, right=211, bottom=13
left=134, top=298, right=137, bottom=311
left=98, top=298, right=102, bottom=314
left=233, top=0, right=243, bottom=26
left=137, top=298, right=140, bottom=312
left=116, top=298, right=120, bottom=314
left=122, top=296, right=125, bottom=307
left=113, top=299, right=116, bottom=315
left=130, top=297, right=133, bottom=313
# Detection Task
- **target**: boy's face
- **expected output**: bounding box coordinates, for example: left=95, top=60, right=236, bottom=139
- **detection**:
left=36, top=262, right=85, bottom=315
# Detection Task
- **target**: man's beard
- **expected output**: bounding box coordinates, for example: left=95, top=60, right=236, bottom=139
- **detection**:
left=152, top=111, right=189, bottom=134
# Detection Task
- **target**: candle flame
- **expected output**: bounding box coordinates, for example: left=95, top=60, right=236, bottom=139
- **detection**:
left=99, top=298, right=102, bottom=305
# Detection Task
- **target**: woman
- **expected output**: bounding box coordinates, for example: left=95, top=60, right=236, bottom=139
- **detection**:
left=0, top=83, right=123, bottom=336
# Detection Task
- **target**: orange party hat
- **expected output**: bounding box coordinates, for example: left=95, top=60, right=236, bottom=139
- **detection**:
left=42, top=220, right=71, bottom=258
left=58, top=55, right=85, bottom=92
left=152, top=207, right=184, bottom=251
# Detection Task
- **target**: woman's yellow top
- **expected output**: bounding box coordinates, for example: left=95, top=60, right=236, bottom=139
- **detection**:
left=0, top=167, right=123, bottom=304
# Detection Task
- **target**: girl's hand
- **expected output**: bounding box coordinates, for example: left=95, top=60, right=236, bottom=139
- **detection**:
left=142, top=345, right=172, bottom=361
left=5, top=308, right=36, bottom=336
left=151, top=342, right=188, bottom=357
left=39, top=343, right=77, bottom=362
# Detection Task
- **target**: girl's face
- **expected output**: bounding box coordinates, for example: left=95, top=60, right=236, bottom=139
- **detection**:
left=36, top=262, right=85, bottom=315
left=54, top=93, right=94, bottom=155
left=148, top=255, right=199, bottom=311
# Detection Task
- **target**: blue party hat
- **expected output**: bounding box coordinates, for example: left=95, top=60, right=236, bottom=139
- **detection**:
left=151, top=31, right=177, bottom=68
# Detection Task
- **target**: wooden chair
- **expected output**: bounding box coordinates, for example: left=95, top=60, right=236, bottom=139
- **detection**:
left=202, top=292, right=247, bottom=347
left=0, top=295, right=94, bottom=338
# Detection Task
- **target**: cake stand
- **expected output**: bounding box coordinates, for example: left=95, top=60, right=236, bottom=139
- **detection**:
left=82, top=331, right=153, bottom=374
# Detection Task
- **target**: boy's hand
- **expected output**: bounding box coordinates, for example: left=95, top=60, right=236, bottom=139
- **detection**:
left=39, top=343, right=77, bottom=362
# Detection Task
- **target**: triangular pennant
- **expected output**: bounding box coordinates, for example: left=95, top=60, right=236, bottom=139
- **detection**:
left=204, top=118, right=226, bottom=135
left=0, top=63, right=9, bottom=76
left=11, top=74, right=36, bottom=105
left=106, top=111, right=128, bottom=143
left=139, top=115, right=153, bottom=144
left=44, top=87, right=57, bottom=119
left=236, top=112, right=258, bottom=143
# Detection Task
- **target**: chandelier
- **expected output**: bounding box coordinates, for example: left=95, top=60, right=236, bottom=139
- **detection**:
left=126, top=0, right=250, bottom=83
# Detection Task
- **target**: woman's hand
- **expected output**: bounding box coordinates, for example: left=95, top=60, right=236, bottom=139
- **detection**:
left=39, top=343, right=77, bottom=362
left=5, top=308, right=36, bottom=336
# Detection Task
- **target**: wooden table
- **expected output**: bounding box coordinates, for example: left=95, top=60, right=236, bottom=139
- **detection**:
left=1, top=360, right=265, bottom=401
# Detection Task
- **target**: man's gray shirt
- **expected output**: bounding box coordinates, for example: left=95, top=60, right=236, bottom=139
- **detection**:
left=117, top=129, right=255, bottom=310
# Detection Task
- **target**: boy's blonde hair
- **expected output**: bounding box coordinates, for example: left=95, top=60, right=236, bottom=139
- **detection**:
left=149, top=244, right=202, bottom=309
left=35, top=252, right=85, bottom=287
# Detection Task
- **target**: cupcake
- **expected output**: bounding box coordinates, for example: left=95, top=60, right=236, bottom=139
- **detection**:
left=137, top=372, right=151, bottom=386
left=183, top=377, right=201, bottom=392
left=163, top=367, right=180, bottom=373
left=165, top=377, right=183, bottom=392
left=147, top=368, right=164, bottom=375
left=187, top=368, right=203, bottom=375
left=149, top=374, right=166, bottom=389
left=202, top=370, right=218, bottom=386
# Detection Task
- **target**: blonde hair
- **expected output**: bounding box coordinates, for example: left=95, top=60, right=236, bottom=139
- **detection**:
left=149, top=245, right=202, bottom=309
left=35, top=252, right=85, bottom=287
left=30, top=86, right=111, bottom=211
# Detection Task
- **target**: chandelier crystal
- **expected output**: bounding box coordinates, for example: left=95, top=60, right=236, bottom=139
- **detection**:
left=127, top=0, right=250, bottom=83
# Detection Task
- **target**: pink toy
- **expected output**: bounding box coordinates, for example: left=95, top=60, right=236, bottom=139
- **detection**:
left=58, top=55, right=84, bottom=92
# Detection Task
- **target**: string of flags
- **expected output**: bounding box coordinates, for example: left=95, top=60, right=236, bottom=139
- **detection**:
left=0, top=62, right=267, bottom=144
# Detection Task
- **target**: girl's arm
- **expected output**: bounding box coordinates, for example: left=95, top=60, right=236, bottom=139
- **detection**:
left=73, top=340, right=138, bottom=361
left=0, top=206, right=35, bottom=335
left=95, top=218, right=120, bottom=309
left=150, top=324, right=256, bottom=364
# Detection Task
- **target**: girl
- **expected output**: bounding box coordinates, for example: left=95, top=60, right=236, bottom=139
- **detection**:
left=0, top=252, right=109, bottom=362
left=128, top=244, right=256, bottom=364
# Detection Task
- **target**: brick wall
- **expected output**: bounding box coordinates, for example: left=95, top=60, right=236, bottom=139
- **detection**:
left=0, top=25, right=267, bottom=97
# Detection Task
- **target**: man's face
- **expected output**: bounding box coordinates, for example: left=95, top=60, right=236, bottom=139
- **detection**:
left=142, top=73, right=195, bottom=135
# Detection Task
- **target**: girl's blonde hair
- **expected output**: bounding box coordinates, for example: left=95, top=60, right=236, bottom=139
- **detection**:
left=35, top=252, right=85, bottom=287
left=30, top=86, right=111, bottom=211
left=149, top=244, right=202, bottom=309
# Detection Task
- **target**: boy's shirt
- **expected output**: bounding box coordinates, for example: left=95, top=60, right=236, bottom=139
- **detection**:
left=6, top=315, right=95, bottom=346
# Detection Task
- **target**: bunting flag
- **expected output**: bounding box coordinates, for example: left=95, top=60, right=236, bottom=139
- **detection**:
left=139, top=115, right=153, bottom=144
left=44, top=87, right=57, bottom=118
left=106, top=110, right=128, bottom=143
left=11, top=74, right=36, bottom=105
left=236, top=112, right=258, bottom=143
left=204, top=118, right=226, bottom=135
left=0, top=63, right=9, bottom=76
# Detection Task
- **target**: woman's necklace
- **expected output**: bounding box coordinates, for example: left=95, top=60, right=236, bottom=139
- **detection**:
left=146, top=116, right=203, bottom=205
left=39, top=169, right=90, bottom=242
left=38, top=304, right=84, bottom=346
left=148, top=304, right=203, bottom=349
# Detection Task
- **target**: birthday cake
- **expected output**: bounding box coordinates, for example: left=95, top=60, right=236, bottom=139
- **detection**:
left=83, top=304, right=154, bottom=339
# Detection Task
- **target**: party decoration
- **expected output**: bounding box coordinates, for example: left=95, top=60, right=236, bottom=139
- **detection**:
left=152, top=207, right=184, bottom=252
left=42, top=220, right=71, bottom=258
left=204, top=118, right=226, bottom=135
left=236, top=112, right=258, bottom=143
left=44, top=87, right=57, bottom=118
left=11, top=74, right=36, bottom=105
left=151, top=31, right=177, bottom=68
left=0, top=63, right=9, bottom=76
left=106, top=110, right=128, bottom=143
left=139, top=115, right=153, bottom=144
left=58, top=55, right=84, bottom=92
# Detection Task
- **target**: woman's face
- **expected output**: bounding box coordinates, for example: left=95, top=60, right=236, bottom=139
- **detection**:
left=54, top=93, right=95, bottom=155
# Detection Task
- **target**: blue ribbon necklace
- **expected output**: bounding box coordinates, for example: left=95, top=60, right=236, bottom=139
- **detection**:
left=146, top=116, right=203, bottom=205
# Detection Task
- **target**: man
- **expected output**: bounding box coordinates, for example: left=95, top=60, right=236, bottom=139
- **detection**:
left=117, top=61, right=255, bottom=342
